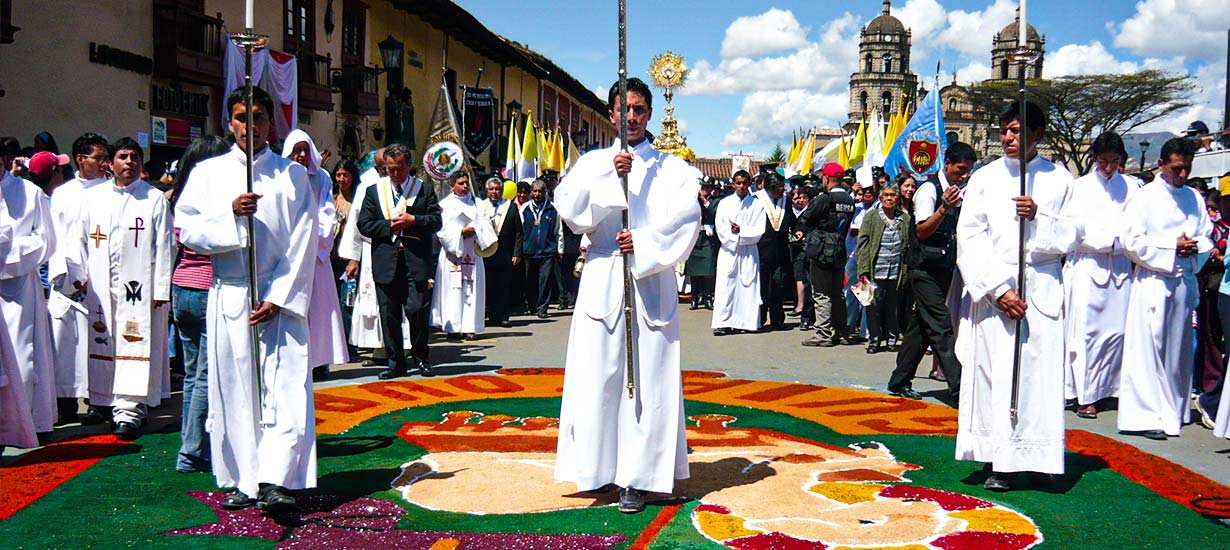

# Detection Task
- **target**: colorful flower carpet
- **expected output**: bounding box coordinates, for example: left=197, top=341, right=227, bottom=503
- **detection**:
left=2, top=368, right=1228, bottom=549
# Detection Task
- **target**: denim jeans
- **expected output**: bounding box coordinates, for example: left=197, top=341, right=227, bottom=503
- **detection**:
left=173, top=285, right=210, bottom=472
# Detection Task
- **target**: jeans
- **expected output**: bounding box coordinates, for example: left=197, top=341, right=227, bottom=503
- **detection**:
left=173, top=285, right=210, bottom=472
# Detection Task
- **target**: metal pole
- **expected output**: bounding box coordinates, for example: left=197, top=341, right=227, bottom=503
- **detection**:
left=618, top=0, right=636, bottom=399
left=233, top=30, right=267, bottom=421
left=1007, top=6, right=1039, bottom=425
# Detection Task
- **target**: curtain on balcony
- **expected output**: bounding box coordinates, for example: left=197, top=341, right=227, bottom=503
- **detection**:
left=223, top=36, right=299, bottom=141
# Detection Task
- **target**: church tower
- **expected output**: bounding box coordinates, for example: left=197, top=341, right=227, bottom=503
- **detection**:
left=848, top=0, right=919, bottom=128
left=989, top=9, right=1045, bottom=81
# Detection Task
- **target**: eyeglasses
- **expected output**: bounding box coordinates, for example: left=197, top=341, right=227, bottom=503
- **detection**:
left=81, top=155, right=109, bottom=162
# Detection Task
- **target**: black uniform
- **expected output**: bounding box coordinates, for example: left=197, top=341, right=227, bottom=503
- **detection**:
left=756, top=192, right=795, bottom=329
left=798, top=186, right=857, bottom=343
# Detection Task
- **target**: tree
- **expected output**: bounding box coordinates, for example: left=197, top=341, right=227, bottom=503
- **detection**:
left=765, top=143, right=786, bottom=163
left=965, top=70, right=1194, bottom=174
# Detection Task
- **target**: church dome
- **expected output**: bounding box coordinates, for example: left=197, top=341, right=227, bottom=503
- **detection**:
left=865, top=1, right=906, bottom=35
left=997, top=20, right=1041, bottom=43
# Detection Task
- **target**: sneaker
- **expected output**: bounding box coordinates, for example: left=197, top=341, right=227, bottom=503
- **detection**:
left=801, top=335, right=836, bottom=347
left=1192, top=396, right=1215, bottom=430
left=618, top=487, right=645, bottom=514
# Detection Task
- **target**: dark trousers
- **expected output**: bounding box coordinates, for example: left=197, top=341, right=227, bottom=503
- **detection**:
left=486, top=258, right=512, bottom=324
left=525, top=255, right=558, bottom=315
left=558, top=253, right=581, bottom=306
left=1195, top=279, right=1225, bottom=393
left=810, top=261, right=847, bottom=342
left=866, top=277, right=901, bottom=345
left=375, top=260, right=431, bottom=368
left=760, top=261, right=788, bottom=327
left=890, top=265, right=961, bottom=395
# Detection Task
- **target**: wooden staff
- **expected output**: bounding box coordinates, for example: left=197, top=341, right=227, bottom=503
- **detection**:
left=618, top=0, right=636, bottom=399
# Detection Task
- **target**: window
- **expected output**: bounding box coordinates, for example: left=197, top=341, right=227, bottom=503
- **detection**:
left=881, top=91, right=892, bottom=114
left=949, top=98, right=957, bottom=112
left=341, top=0, right=366, bottom=67
left=865, top=54, right=872, bottom=73
left=284, top=0, right=315, bottom=54
left=859, top=91, right=868, bottom=114
left=1000, top=59, right=1009, bottom=80
left=882, top=53, right=893, bottom=73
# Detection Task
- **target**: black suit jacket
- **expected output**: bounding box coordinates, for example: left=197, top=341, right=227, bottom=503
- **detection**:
left=358, top=179, right=442, bottom=284
left=490, top=200, right=524, bottom=265
left=757, top=199, right=796, bottom=268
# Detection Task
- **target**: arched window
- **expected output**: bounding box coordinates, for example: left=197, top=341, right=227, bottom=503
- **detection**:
left=948, top=98, right=957, bottom=112
left=1000, top=59, right=1009, bottom=80
left=881, top=91, right=892, bottom=114
left=859, top=91, right=869, bottom=114
left=865, top=54, right=873, bottom=73
left=882, top=53, right=893, bottom=74
left=946, top=131, right=959, bottom=144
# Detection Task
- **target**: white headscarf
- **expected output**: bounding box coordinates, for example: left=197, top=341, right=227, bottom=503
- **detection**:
left=281, top=128, right=322, bottom=176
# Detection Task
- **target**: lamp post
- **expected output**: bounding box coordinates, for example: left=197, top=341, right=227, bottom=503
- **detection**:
left=377, top=35, right=405, bottom=89
left=1139, top=139, right=1150, bottom=172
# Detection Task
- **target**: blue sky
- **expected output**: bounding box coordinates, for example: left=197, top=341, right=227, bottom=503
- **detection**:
left=456, top=0, right=1229, bottom=158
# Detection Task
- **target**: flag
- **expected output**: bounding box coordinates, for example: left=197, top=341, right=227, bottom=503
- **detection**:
left=849, top=116, right=867, bottom=168
left=798, top=133, right=815, bottom=175
left=535, top=126, right=547, bottom=168
left=838, top=133, right=850, bottom=169
left=786, top=130, right=799, bottom=167
left=865, top=109, right=885, bottom=168
left=503, top=112, right=518, bottom=176
left=516, top=111, right=538, bottom=180
left=564, top=133, right=580, bottom=173
left=883, top=85, right=948, bottom=180
left=420, top=79, right=475, bottom=197
left=551, top=129, right=565, bottom=172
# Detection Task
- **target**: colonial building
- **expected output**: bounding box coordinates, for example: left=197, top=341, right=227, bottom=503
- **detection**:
left=0, top=0, right=613, bottom=178
left=846, top=1, right=919, bottom=130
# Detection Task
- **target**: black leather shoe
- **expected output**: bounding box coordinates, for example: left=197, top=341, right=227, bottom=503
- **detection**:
left=984, top=473, right=1012, bottom=492
left=220, top=490, right=255, bottom=510
left=618, top=487, right=645, bottom=514
left=537, top=312, right=550, bottom=319
left=113, top=421, right=140, bottom=440
left=798, top=322, right=812, bottom=331
left=889, top=387, right=923, bottom=400
left=256, top=484, right=297, bottom=513
left=689, top=300, right=700, bottom=310
left=499, top=320, right=512, bottom=328
left=713, top=328, right=729, bottom=336
left=378, top=365, right=408, bottom=380
left=417, top=359, right=434, bottom=375
left=1141, top=429, right=1168, bottom=440
left=80, top=406, right=111, bottom=426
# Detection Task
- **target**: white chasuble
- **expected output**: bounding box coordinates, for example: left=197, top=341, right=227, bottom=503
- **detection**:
left=1119, top=178, right=1212, bottom=436
left=47, top=173, right=108, bottom=399
left=954, top=156, right=1077, bottom=475
left=175, top=145, right=319, bottom=498
left=0, top=172, right=56, bottom=433
left=712, top=193, right=766, bottom=331
left=1062, top=170, right=1135, bottom=406
left=553, top=139, right=701, bottom=494
left=432, top=192, right=496, bottom=334
left=0, top=196, right=38, bottom=447
left=78, top=180, right=173, bottom=406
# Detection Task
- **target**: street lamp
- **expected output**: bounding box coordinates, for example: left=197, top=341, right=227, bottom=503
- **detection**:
left=1139, top=139, right=1151, bottom=172
left=378, top=35, right=404, bottom=73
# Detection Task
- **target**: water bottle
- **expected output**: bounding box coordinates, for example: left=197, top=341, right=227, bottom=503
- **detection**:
left=343, top=277, right=357, bottom=308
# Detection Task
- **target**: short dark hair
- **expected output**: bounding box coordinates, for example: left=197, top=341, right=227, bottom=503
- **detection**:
left=225, top=86, right=276, bottom=120
left=72, top=133, right=111, bottom=169
left=1159, top=136, right=1196, bottom=162
left=111, top=137, right=144, bottom=162
left=997, top=100, right=1046, bottom=132
left=0, top=136, right=19, bottom=158
left=383, top=142, right=413, bottom=163
left=763, top=172, right=785, bottom=188
left=607, top=77, right=653, bottom=111
left=945, top=141, right=976, bottom=164
left=732, top=169, right=751, bottom=181
left=1090, top=132, right=1128, bottom=162
left=517, top=181, right=532, bottom=194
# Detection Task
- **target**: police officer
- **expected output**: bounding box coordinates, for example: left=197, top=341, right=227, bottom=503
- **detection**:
left=800, top=163, right=858, bottom=347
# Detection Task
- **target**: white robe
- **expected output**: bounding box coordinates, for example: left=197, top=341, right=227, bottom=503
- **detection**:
left=954, top=156, right=1077, bottom=475
left=0, top=172, right=56, bottom=433
left=712, top=193, right=765, bottom=331
left=0, top=197, right=37, bottom=448
left=432, top=193, right=496, bottom=334
left=338, top=180, right=408, bottom=348
left=175, top=145, right=318, bottom=498
left=1062, top=170, right=1135, bottom=406
left=553, top=139, right=701, bottom=494
left=1118, top=178, right=1212, bottom=436
left=47, top=172, right=108, bottom=399
left=307, top=171, right=349, bottom=367
left=72, top=180, right=173, bottom=409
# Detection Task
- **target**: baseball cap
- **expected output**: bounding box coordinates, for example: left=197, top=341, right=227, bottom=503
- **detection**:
left=28, top=151, right=70, bottom=179
left=821, top=162, right=844, bottom=178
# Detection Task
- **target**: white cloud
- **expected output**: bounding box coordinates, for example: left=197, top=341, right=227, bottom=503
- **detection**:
left=593, top=85, right=609, bottom=103
left=933, top=0, right=1018, bottom=59
left=1047, top=41, right=1139, bottom=77
left=1112, top=0, right=1230, bottom=63
left=949, top=61, right=991, bottom=84
left=894, top=0, right=949, bottom=58
left=721, top=90, right=850, bottom=147
left=1133, top=63, right=1226, bottom=134
left=720, top=9, right=810, bottom=59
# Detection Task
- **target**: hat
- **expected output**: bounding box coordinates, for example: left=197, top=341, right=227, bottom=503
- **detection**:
left=1185, top=121, right=1210, bottom=136
left=758, top=162, right=779, bottom=174
left=699, top=176, right=716, bottom=188
left=28, top=151, right=70, bottom=179
left=821, top=162, right=844, bottom=178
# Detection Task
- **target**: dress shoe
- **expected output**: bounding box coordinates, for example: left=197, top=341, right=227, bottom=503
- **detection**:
left=80, top=405, right=112, bottom=426
left=56, top=399, right=79, bottom=426
left=801, top=335, right=837, bottom=347
left=713, top=328, right=730, bottom=336
left=843, top=334, right=867, bottom=345
left=256, top=484, right=297, bottom=513
left=618, top=487, right=646, bottom=514
left=866, top=344, right=881, bottom=354
left=499, top=320, right=513, bottom=328
left=361, top=358, right=380, bottom=367
left=1075, top=404, right=1098, bottom=419
left=928, top=368, right=947, bottom=382
left=221, top=490, right=255, bottom=510
left=984, top=473, right=1012, bottom=492
left=689, top=300, right=700, bottom=310
left=798, top=322, right=812, bottom=331
left=416, top=359, right=434, bottom=375
left=312, top=365, right=331, bottom=381
left=889, top=386, right=923, bottom=400
left=378, top=365, right=408, bottom=380
left=114, top=421, right=140, bottom=440
left=1141, top=429, right=1168, bottom=440
left=537, top=312, right=550, bottom=319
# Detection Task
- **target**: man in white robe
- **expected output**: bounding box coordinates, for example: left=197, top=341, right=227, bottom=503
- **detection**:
left=0, top=153, right=56, bottom=440
left=711, top=171, right=765, bottom=335
left=1119, top=137, right=1211, bottom=440
left=1062, top=132, right=1135, bottom=419
left=175, top=87, right=318, bottom=513
left=0, top=192, right=38, bottom=449
left=554, top=78, right=701, bottom=513
left=46, top=133, right=111, bottom=424
left=432, top=173, right=496, bottom=337
left=954, top=101, right=1078, bottom=491
left=60, top=138, right=173, bottom=439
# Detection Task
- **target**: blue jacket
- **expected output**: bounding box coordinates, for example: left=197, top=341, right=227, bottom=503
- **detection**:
left=521, top=200, right=559, bottom=258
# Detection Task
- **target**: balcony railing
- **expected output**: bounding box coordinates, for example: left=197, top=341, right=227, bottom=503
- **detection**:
left=152, top=0, right=224, bottom=86
left=297, top=50, right=334, bottom=112
left=333, top=66, right=381, bottom=116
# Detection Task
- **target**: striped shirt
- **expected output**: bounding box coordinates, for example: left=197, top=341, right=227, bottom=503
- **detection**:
left=171, top=231, right=212, bottom=290
left=873, top=209, right=903, bottom=280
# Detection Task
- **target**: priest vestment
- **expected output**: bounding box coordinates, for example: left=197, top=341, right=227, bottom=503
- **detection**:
left=0, top=171, right=56, bottom=433
left=0, top=201, right=38, bottom=448
left=175, top=144, right=319, bottom=499
left=73, top=179, right=173, bottom=423
left=712, top=192, right=766, bottom=331
left=1062, top=170, right=1135, bottom=408
left=47, top=172, right=108, bottom=400
left=432, top=191, right=497, bottom=334
left=1118, top=178, right=1212, bottom=436
left=553, top=139, right=701, bottom=494
left=954, top=156, right=1077, bottom=475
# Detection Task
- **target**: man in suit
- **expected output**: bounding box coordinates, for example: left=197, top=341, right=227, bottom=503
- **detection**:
left=357, top=143, right=442, bottom=379
left=480, top=175, right=523, bottom=328
left=754, top=170, right=795, bottom=331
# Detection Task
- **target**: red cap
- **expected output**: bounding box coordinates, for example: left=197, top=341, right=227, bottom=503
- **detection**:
left=28, top=151, right=70, bottom=179
left=821, top=162, right=845, bottom=178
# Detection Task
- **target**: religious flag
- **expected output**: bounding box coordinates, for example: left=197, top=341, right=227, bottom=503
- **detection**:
left=564, top=133, right=580, bottom=173
left=421, top=79, right=476, bottom=197
left=503, top=112, right=518, bottom=176
left=865, top=109, right=885, bottom=168
left=849, top=116, right=867, bottom=168
left=461, top=86, right=496, bottom=156
left=786, top=130, right=799, bottom=167
left=883, top=84, right=947, bottom=180
left=516, top=112, right=538, bottom=181
left=551, top=129, right=565, bottom=173
left=838, top=133, right=850, bottom=169
left=798, top=133, right=815, bottom=175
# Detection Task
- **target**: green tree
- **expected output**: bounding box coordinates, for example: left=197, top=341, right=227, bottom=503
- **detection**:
left=765, top=143, right=787, bottom=163
left=965, top=70, right=1194, bottom=174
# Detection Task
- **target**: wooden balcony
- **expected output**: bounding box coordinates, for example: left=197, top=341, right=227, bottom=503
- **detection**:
left=152, top=0, right=224, bottom=86
left=334, top=66, right=381, bottom=116
left=297, top=50, right=334, bottom=112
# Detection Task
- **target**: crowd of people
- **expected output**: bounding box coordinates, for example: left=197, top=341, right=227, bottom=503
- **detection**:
left=2, top=81, right=1229, bottom=513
